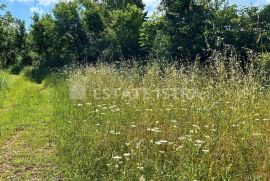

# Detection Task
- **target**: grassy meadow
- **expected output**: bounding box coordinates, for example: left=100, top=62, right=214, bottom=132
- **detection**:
left=1, top=61, right=270, bottom=180
left=52, top=62, right=270, bottom=180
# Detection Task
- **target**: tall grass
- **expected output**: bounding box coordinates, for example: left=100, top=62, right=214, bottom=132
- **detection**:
left=52, top=61, right=270, bottom=180
left=0, top=72, right=9, bottom=107
left=0, top=73, right=8, bottom=91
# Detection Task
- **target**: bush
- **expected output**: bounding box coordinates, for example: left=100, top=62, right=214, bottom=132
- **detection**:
left=10, top=63, right=23, bottom=75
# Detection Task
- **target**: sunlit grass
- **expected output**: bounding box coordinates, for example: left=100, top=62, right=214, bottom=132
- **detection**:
left=0, top=72, right=9, bottom=107
left=51, top=62, right=270, bottom=180
left=0, top=72, right=58, bottom=179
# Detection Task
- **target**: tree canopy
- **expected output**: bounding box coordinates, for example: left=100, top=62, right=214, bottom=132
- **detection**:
left=1, top=1, right=270, bottom=77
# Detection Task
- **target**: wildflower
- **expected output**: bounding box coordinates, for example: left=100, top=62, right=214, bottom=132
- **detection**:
left=159, top=151, right=165, bottom=153
left=114, top=108, right=120, bottom=112
left=110, top=131, right=121, bottom=135
left=155, top=140, right=168, bottom=145
left=136, top=142, right=142, bottom=149
left=76, top=103, right=83, bottom=107
left=195, top=140, right=204, bottom=147
left=190, top=130, right=197, bottom=134
left=232, top=124, right=239, bottom=127
left=192, top=124, right=201, bottom=129
left=131, top=124, right=137, bottom=128
left=253, top=133, right=262, bottom=136
left=147, top=127, right=161, bottom=133
left=195, top=140, right=204, bottom=144
left=112, top=156, right=122, bottom=160
left=202, top=149, right=210, bottom=153
left=178, top=136, right=186, bottom=141
left=109, top=105, right=117, bottom=109
left=176, top=146, right=184, bottom=151
left=171, top=120, right=177, bottom=123
left=140, top=175, right=146, bottom=181
left=123, top=153, right=131, bottom=157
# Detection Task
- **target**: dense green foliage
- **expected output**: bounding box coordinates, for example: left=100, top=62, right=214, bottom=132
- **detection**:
left=0, top=8, right=26, bottom=69
left=1, top=0, right=270, bottom=79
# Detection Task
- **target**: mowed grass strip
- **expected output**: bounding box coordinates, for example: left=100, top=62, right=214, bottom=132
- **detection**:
left=0, top=72, right=60, bottom=179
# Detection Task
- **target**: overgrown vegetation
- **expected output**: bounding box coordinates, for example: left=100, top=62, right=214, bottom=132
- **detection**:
left=52, top=61, right=270, bottom=180
left=1, top=0, right=270, bottom=180
left=1, top=0, right=270, bottom=80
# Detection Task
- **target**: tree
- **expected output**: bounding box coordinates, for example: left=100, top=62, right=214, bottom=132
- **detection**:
left=53, top=0, right=85, bottom=65
left=0, top=10, right=26, bottom=68
left=30, top=13, right=55, bottom=67
left=161, top=0, right=214, bottom=61
left=139, top=14, right=170, bottom=58
left=257, top=5, right=270, bottom=53
left=81, top=1, right=105, bottom=62
left=100, top=0, right=145, bottom=9
left=103, top=4, right=145, bottom=60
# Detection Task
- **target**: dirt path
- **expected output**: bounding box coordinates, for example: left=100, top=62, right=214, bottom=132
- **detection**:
left=0, top=73, right=60, bottom=180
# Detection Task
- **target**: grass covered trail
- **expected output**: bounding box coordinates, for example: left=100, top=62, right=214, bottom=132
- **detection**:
left=0, top=72, right=59, bottom=180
